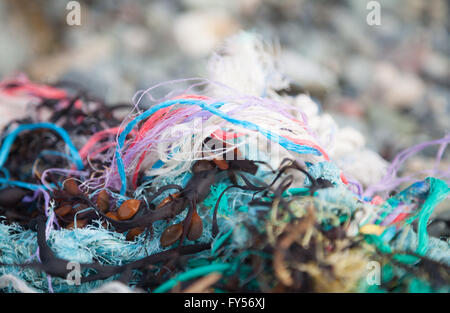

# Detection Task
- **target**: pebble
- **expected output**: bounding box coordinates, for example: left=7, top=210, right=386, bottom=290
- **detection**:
left=173, top=9, right=239, bottom=57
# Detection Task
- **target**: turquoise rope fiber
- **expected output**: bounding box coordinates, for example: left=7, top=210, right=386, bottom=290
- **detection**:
left=416, top=178, right=449, bottom=256
left=0, top=178, right=45, bottom=190
left=0, top=123, right=83, bottom=170
left=116, top=99, right=323, bottom=195
left=152, top=263, right=231, bottom=293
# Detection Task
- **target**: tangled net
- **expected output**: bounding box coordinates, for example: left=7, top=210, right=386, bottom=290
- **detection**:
left=0, top=71, right=448, bottom=293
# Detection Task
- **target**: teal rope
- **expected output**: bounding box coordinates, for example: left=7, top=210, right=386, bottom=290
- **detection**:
left=416, top=178, right=449, bottom=256
left=152, top=263, right=231, bottom=293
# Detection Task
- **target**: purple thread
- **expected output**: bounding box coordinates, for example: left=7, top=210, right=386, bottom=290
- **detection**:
left=363, top=134, right=450, bottom=198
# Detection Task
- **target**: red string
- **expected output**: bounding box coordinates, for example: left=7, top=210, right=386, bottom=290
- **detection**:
left=79, top=127, right=124, bottom=160
left=1, top=81, right=67, bottom=99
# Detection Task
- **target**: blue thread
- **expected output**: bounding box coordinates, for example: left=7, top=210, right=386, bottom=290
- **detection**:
left=0, top=178, right=44, bottom=191
left=0, top=167, right=10, bottom=181
left=0, top=123, right=83, bottom=170
left=152, top=159, right=165, bottom=169
left=116, top=99, right=323, bottom=194
left=140, top=160, right=166, bottom=182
